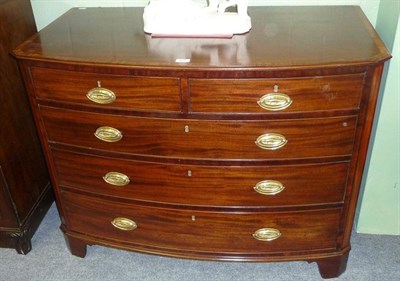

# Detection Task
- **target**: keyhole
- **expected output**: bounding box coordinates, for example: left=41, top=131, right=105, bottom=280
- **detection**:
left=188, top=170, right=192, bottom=177
left=273, top=85, right=279, bottom=93
left=184, top=125, right=190, bottom=133
left=97, top=81, right=102, bottom=88
left=191, top=215, right=196, bottom=221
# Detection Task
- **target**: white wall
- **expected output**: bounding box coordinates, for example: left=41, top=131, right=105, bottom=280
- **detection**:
left=31, top=0, right=380, bottom=30
left=356, top=0, right=400, bottom=235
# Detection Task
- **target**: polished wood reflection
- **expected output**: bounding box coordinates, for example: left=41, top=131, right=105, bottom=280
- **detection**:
left=14, top=6, right=389, bottom=68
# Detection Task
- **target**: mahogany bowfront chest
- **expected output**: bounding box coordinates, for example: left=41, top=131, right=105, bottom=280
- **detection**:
left=13, top=6, right=390, bottom=278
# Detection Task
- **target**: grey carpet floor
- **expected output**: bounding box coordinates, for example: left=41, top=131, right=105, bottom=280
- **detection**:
left=0, top=203, right=399, bottom=281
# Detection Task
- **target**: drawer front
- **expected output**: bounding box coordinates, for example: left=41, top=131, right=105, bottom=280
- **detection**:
left=62, top=191, right=341, bottom=253
left=189, top=74, right=364, bottom=113
left=41, top=106, right=357, bottom=159
left=31, top=68, right=181, bottom=112
left=53, top=149, right=348, bottom=207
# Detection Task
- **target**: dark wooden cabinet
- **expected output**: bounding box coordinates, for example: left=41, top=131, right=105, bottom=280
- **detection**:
left=13, top=6, right=390, bottom=277
left=0, top=0, right=53, bottom=254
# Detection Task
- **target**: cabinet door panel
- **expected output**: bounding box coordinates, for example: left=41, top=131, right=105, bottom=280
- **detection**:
left=0, top=166, right=17, bottom=227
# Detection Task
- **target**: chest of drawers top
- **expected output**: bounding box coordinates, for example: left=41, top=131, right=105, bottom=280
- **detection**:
left=14, top=6, right=389, bottom=70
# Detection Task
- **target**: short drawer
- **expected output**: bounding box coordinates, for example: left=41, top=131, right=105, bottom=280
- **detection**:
left=62, top=191, right=341, bottom=254
left=189, top=74, right=364, bottom=113
left=52, top=149, right=348, bottom=207
left=30, top=68, right=181, bottom=112
left=41, top=106, right=357, bottom=160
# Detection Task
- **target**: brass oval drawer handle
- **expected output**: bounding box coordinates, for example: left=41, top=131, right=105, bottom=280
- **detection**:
left=94, top=126, right=123, bottom=142
left=255, top=133, right=287, bottom=150
left=253, top=228, right=281, bottom=242
left=103, top=172, right=130, bottom=186
left=87, top=87, right=116, bottom=104
left=254, top=180, right=285, bottom=195
left=258, top=93, right=292, bottom=111
left=111, top=217, right=137, bottom=231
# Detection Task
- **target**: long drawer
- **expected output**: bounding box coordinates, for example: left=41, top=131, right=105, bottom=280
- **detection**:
left=62, top=191, right=341, bottom=254
left=41, top=106, right=357, bottom=160
left=52, top=149, right=348, bottom=207
left=30, top=68, right=181, bottom=112
left=189, top=74, right=364, bottom=113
